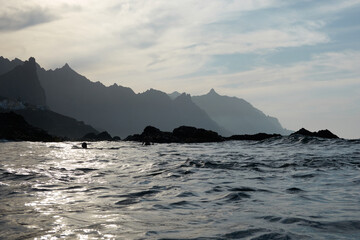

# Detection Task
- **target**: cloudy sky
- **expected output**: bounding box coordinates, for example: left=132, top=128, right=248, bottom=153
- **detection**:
left=1, top=0, right=359, bottom=138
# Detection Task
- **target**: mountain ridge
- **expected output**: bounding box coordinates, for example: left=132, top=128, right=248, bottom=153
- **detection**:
left=0, top=57, right=46, bottom=106
left=0, top=56, right=290, bottom=138
left=33, top=58, right=225, bottom=138
left=191, top=89, right=291, bottom=135
left=0, top=58, right=100, bottom=139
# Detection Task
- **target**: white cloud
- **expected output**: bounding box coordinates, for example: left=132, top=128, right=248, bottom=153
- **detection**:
left=0, top=1, right=325, bottom=72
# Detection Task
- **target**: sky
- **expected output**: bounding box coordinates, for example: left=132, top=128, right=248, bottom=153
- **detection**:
left=0, top=0, right=359, bottom=139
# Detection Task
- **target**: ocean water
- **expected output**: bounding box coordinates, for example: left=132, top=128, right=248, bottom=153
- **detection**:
left=0, top=137, right=360, bottom=240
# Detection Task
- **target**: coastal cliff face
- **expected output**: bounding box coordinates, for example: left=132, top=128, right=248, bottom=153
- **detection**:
left=0, top=58, right=99, bottom=140
left=191, top=89, right=291, bottom=136
left=0, top=57, right=46, bottom=106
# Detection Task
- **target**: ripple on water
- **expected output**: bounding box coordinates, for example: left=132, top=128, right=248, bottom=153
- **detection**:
left=0, top=140, right=359, bottom=239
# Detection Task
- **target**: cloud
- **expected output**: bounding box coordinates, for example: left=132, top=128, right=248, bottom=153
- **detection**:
left=182, top=51, right=360, bottom=93
left=0, top=5, right=56, bottom=32
left=315, top=0, right=360, bottom=13
left=184, top=50, right=360, bottom=138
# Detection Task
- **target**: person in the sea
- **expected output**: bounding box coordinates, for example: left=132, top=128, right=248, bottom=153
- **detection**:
left=82, top=142, right=87, bottom=149
left=142, top=136, right=152, bottom=146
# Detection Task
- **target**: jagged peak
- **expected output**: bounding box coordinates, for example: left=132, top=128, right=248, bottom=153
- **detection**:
left=63, top=63, right=71, bottom=69
left=28, top=57, right=36, bottom=63
left=143, top=88, right=164, bottom=94
left=55, top=62, right=76, bottom=73
left=22, top=57, right=37, bottom=70
left=179, top=92, right=191, bottom=97
left=174, top=92, right=192, bottom=102
left=207, top=88, right=218, bottom=96
left=23, top=57, right=36, bottom=68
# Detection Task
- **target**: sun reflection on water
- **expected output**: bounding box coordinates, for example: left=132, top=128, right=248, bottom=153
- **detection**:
left=22, top=142, right=124, bottom=239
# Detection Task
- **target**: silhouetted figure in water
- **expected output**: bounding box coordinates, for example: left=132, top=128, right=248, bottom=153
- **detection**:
left=82, top=142, right=87, bottom=149
left=142, top=137, right=152, bottom=146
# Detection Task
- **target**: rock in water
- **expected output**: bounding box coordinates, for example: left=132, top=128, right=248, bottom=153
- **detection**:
left=226, top=133, right=281, bottom=141
left=290, top=128, right=339, bottom=139
left=81, top=131, right=117, bottom=141
left=172, top=126, right=224, bottom=143
left=125, top=125, right=224, bottom=143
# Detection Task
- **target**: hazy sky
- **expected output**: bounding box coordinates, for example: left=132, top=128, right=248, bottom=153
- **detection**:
left=1, top=0, right=359, bottom=139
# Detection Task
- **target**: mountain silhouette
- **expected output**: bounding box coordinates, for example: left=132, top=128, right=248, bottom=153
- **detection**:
left=0, top=111, right=57, bottom=142
left=36, top=62, right=225, bottom=138
left=0, top=58, right=99, bottom=140
left=0, top=56, right=290, bottom=138
left=192, top=89, right=291, bottom=135
left=0, top=57, right=46, bottom=106
left=14, top=107, right=99, bottom=140
left=168, top=91, right=181, bottom=100
left=0, top=56, right=23, bottom=75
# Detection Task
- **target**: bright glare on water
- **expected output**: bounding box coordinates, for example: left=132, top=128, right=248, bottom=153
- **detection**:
left=0, top=137, right=360, bottom=239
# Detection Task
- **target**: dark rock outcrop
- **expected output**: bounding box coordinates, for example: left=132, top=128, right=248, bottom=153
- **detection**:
left=125, top=126, right=174, bottom=143
left=290, top=128, right=339, bottom=139
left=226, top=133, right=281, bottom=141
left=81, top=131, right=120, bottom=141
left=0, top=112, right=58, bottom=141
left=172, top=126, right=224, bottom=143
left=125, top=125, right=224, bottom=143
left=112, top=136, right=121, bottom=141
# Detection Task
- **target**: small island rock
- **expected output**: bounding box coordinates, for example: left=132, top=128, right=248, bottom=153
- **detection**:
left=290, top=128, right=339, bottom=139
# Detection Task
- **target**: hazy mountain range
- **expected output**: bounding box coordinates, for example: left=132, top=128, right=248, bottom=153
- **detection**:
left=0, top=56, right=291, bottom=138
left=169, top=90, right=291, bottom=135
left=192, top=89, right=290, bottom=135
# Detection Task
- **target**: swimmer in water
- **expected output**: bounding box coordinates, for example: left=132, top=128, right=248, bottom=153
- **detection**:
left=82, top=142, right=87, bottom=149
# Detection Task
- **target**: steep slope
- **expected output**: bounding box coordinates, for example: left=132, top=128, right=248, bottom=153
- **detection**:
left=192, top=89, right=291, bottom=135
left=0, top=56, right=23, bottom=75
left=133, top=90, right=226, bottom=135
left=37, top=64, right=138, bottom=137
left=0, top=57, right=101, bottom=140
left=172, top=93, right=230, bottom=135
left=0, top=111, right=57, bottom=142
left=15, top=108, right=98, bottom=140
left=0, top=98, right=98, bottom=139
left=36, top=64, right=225, bottom=138
left=0, top=57, right=46, bottom=106
left=168, top=91, right=181, bottom=100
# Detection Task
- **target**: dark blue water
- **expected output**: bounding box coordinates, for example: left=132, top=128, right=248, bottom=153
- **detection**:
left=0, top=136, right=359, bottom=239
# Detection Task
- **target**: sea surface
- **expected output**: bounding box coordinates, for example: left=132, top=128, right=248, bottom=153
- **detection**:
left=0, top=136, right=360, bottom=240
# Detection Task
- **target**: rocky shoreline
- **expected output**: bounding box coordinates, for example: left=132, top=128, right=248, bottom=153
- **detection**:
left=124, top=125, right=339, bottom=144
left=0, top=112, right=340, bottom=143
